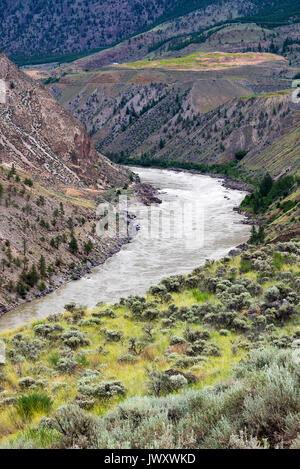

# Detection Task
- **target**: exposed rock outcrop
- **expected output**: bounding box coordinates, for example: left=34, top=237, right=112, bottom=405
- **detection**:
left=0, top=53, right=130, bottom=189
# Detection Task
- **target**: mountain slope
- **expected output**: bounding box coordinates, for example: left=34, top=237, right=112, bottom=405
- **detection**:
left=0, top=0, right=177, bottom=59
left=53, top=0, right=300, bottom=72
left=49, top=56, right=300, bottom=177
left=64, top=0, right=258, bottom=71
left=0, top=53, right=129, bottom=189
left=2, top=1, right=298, bottom=64
left=0, top=53, right=135, bottom=313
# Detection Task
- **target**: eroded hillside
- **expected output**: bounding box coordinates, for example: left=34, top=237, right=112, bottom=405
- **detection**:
left=0, top=53, right=130, bottom=189
left=48, top=60, right=300, bottom=178
left=0, top=53, right=140, bottom=313
left=62, top=0, right=258, bottom=72
left=0, top=165, right=134, bottom=314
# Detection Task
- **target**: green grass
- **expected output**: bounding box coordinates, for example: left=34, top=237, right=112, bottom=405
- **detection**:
left=119, top=51, right=281, bottom=71
left=240, top=89, right=292, bottom=99
left=16, top=394, right=53, bottom=420
left=273, top=252, right=286, bottom=270
left=0, top=239, right=299, bottom=446
left=191, top=289, right=211, bottom=302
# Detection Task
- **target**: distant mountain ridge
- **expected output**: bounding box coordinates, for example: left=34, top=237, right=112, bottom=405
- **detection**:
left=1, top=0, right=176, bottom=60
left=1, top=1, right=298, bottom=64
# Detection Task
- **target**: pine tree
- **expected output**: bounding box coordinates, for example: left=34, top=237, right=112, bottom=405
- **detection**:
left=16, top=280, right=27, bottom=298
left=260, top=173, right=273, bottom=197
left=258, top=225, right=265, bottom=244
left=39, top=255, right=46, bottom=278
left=249, top=226, right=257, bottom=244
left=69, top=234, right=78, bottom=254
left=26, top=264, right=39, bottom=287
left=84, top=240, right=93, bottom=255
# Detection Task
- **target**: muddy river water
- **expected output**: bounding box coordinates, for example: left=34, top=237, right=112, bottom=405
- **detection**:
left=0, top=167, right=250, bottom=332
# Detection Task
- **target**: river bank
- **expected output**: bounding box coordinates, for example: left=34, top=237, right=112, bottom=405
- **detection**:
left=0, top=167, right=250, bottom=332
left=0, top=181, right=162, bottom=317
left=167, top=167, right=252, bottom=192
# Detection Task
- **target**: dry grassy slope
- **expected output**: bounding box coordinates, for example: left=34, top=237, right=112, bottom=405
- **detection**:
left=264, top=186, right=300, bottom=242
left=242, top=107, right=300, bottom=176
left=133, top=90, right=299, bottom=172
left=0, top=53, right=130, bottom=190
left=0, top=165, right=131, bottom=313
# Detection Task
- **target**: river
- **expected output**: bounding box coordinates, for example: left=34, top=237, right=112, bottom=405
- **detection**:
left=0, top=167, right=250, bottom=332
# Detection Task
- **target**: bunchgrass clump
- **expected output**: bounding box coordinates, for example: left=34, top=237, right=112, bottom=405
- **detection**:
left=15, top=393, right=53, bottom=420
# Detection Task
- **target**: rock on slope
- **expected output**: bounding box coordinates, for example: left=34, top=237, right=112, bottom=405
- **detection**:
left=0, top=53, right=129, bottom=189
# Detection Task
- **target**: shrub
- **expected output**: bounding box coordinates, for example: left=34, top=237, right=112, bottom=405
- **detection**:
left=170, top=336, right=186, bottom=346
left=61, top=329, right=90, bottom=349
left=161, top=275, right=185, bottom=293
left=148, top=284, right=168, bottom=297
left=146, top=369, right=187, bottom=396
left=103, top=329, right=123, bottom=342
left=18, top=377, right=36, bottom=390
left=264, top=286, right=280, bottom=303
left=183, top=327, right=210, bottom=343
left=79, top=318, right=102, bottom=327
left=74, top=395, right=96, bottom=410
left=142, top=308, right=159, bottom=321
left=78, top=381, right=126, bottom=399
left=92, top=308, right=117, bottom=319
left=118, top=353, right=137, bottom=363
left=9, top=334, right=45, bottom=362
left=53, top=404, right=101, bottom=449
left=57, top=356, right=77, bottom=374
left=34, top=323, right=63, bottom=338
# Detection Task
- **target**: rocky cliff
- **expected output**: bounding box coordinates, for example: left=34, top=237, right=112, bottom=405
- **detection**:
left=0, top=53, right=130, bottom=189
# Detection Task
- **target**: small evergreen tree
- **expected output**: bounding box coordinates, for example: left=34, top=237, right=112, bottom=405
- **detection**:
left=257, top=225, right=265, bottom=244
left=260, top=173, right=273, bottom=197
left=84, top=240, right=93, bottom=255
left=249, top=226, right=258, bottom=244
left=69, top=235, right=78, bottom=254
left=26, top=264, right=39, bottom=287
left=39, top=255, right=46, bottom=278
left=16, top=280, right=27, bottom=298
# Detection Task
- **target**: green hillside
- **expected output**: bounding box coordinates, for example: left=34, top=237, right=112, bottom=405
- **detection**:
left=1, top=237, right=300, bottom=448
